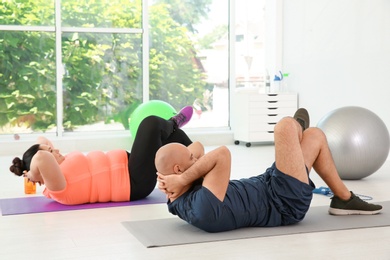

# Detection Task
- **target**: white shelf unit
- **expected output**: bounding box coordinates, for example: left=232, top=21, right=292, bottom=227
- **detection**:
left=231, top=89, right=298, bottom=147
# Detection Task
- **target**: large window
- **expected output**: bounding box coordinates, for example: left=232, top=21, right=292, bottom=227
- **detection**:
left=0, top=0, right=266, bottom=137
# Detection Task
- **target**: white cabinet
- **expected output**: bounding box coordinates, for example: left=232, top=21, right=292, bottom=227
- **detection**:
left=231, top=89, right=298, bottom=147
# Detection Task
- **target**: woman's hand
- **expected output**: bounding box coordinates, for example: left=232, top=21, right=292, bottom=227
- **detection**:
left=157, top=173, right=189, bottom=201
left=23, top=170, right=43, bottom=186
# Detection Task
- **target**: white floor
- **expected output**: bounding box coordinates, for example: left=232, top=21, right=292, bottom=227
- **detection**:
left=1, top=144, right=390, bottom=260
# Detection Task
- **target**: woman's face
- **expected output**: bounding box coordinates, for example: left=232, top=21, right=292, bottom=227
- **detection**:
left=39, top=144, right=65, bottom=165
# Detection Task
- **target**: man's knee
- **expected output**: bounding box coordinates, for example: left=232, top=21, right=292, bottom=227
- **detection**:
left=303, top=127, right=327, bottom=143
left=217, top=146, right=231, bottom=161
left=274, top=117, right=299, bottom=136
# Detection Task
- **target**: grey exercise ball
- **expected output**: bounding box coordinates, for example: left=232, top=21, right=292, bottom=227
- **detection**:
left=317, top=106, right=390, bottom=180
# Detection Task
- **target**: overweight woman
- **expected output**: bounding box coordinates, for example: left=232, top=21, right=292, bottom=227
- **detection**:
left=9, top=106, right=204, bottom=205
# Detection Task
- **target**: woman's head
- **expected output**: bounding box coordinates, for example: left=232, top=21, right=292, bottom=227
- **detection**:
left=9, top=144, right=40, bottom=176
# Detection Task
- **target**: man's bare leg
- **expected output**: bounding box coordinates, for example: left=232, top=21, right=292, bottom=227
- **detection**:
left=275, top=110, right=382, bottom=215
left=300, top=127, right=351, bottom=200
left=274, top=115, right=350, bottom=199
left=273, top=117, right=310, bottom=184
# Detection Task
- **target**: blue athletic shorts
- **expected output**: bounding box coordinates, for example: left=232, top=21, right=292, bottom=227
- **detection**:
left=263, top=163, right=315, bottom=225
left=168, top=162, right=316, bottom=232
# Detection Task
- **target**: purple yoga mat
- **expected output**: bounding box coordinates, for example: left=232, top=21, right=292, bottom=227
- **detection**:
left=0, top=189, right=167, bottom=216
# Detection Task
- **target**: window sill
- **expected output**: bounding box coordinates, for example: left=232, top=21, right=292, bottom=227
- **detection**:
left=1, top=128, right=234, bottom=156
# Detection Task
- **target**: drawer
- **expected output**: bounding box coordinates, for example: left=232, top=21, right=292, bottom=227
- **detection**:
left=249, top=100, right=297, bottom=109
left=249, top=107, right=297, bottom=116
left=235, top=89, right=296, bottom=100
left=247, top=114, right=277, bottom=122
left=248, top=122, right=276, bottom=132
left=247, top=94, right=297, bottom=102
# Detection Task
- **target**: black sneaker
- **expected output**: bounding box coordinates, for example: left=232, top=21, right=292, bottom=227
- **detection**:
left=329, top=191, right=382, bottom=215
left=293, top=108, right=310, bottom=131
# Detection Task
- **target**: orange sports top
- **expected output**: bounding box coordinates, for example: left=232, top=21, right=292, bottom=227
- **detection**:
left=43, top=150, right=130, bottom=205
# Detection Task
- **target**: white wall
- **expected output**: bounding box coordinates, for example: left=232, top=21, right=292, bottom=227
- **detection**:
left=283, top=0, right=390, bottom=127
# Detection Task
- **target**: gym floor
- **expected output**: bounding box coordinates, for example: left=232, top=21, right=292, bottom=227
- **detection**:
left=1, top=144, right=389, bottom=259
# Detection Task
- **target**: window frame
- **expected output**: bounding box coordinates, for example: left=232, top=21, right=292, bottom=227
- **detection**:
left=0, top=0, right=282, bottom=155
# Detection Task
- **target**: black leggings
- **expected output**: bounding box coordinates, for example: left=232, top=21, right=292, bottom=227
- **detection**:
left=128, top=115, right=192, bottom=200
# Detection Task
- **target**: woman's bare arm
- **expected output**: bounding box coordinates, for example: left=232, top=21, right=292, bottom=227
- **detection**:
left=29, top=151, right=66, bottom=191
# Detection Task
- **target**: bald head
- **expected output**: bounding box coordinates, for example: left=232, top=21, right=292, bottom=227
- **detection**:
left=155, top=143, right=189, bottom=175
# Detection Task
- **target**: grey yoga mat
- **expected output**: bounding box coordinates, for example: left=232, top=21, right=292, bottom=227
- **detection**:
left=122, top=201, right=390, bottom=248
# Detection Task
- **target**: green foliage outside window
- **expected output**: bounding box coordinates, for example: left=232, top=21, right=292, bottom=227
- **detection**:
left=0, top=0, right=208, bottom=132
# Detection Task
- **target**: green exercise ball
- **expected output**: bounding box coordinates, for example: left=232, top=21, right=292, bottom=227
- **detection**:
left=129, top=100, right=177, bottom=138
